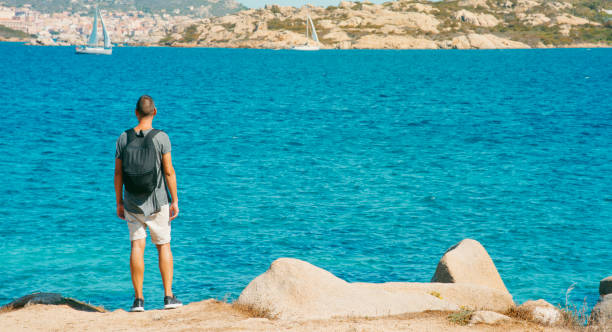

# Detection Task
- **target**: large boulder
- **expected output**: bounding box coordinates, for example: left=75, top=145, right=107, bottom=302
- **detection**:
left=431, top=239, right=510, bottom=294
left=236, top=258, right=458, bottom=320
left=454, top=10, right=499, bottom=27
left=518, top=299, right=561, bottom=325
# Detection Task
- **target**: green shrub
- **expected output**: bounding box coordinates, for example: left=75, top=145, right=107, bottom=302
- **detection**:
left=448, top=308, right=474, bottom=326
left=180, top=24, right=200, bottom=43
left=267, top=18, right=305, bottom=33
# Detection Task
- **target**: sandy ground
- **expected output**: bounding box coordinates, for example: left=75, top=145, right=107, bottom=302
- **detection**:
left=0, top=299, right=578, bottom=332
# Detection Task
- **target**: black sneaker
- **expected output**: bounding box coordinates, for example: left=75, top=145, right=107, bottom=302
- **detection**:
left=130, top=298, right=144, bottom=312
left=164, top=295, right=182, bottom=309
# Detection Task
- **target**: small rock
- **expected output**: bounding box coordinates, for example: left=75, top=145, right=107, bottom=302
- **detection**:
left=1, top=292, right=105, bottom=313
left=600, top=276, right=612, bottom=296
left=469, top=310, right=511, bottom=325
left=431, top=239, right=510, bottom=293
left=518, top=299, right=561, bottom=325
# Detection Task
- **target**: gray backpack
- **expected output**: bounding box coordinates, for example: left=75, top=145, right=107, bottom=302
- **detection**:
left=121, top=128, right=161, bottom=195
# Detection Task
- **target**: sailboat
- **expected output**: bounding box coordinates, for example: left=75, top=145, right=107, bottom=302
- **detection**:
left=292, top=15, right=320, bottom=51
left=76, top=7, right=112, bottom=55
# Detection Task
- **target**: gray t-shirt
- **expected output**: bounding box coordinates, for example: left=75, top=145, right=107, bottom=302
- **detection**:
left=115, top=128, right=171, bottom=217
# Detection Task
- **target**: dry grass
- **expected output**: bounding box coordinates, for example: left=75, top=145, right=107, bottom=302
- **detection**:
left=505, top=305, right=535, bottom=322
left=558, top=283, right=591, bottom=329
left=232, top=302, right=274, bottom=319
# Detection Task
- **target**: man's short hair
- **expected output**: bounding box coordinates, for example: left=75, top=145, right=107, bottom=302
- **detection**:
left=136, top=95, right=156, bottom=116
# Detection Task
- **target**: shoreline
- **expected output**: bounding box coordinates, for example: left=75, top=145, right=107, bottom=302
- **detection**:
left=1, top=40, right=610, bottom=50
left=2, top=239, right=609, bottom=331
left=0, top=299, right=579, bottom=332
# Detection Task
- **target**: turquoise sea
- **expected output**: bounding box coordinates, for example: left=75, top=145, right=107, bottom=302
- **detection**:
left=0, top=43, right=610, bottom=311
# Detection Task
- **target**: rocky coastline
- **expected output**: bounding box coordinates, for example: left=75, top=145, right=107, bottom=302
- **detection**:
left=2, top=238, right=610, bottom=331
left=2, top=0, right=611, bottom=49
left=158, top=0, right=611, bottom=50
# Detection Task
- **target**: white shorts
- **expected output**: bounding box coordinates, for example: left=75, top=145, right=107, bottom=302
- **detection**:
left=125, top=205, right=171, bottom=244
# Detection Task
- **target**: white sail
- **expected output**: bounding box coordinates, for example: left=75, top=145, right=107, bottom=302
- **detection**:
left=99, top=10, right=111, bottom=48
left=308, top=16, right=318, bottom=43
left=87, top=8, right=98, bottom=46
left=292, top=14, right=320, bottom=50
left=76, top=6, right=112, bottom=54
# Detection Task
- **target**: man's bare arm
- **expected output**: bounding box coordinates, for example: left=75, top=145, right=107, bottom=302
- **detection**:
left=114, top=158, right=125, bottom=220
left=162, top=152, right=179, bottom=220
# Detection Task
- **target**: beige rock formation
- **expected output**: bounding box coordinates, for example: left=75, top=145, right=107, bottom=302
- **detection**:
left=408, top=3, right=438, bottom=13
left=554, top=14, right=594, bottom=25
left=431, top=239, right=510, bottom=293
left=469, top=310, right=511, bottom=325
left=322, top=29, right=351, bottom=43
left=459, top=0, right=490, bottom=9
left=355, top=282, right=515, bottom=312
left=451, top=33, right=530, bottom=49
left=317, top=19, right=335, bottom=30
left=236, top=258, right=457, bottom=320
left=559, top=24, right=572, bottom=36
left=514, top=0, right=541, bottom=13
left=354, top=35, right=439, bottom=49
left=518, top=300, right=562, bottom=325
left=454, top=9, right=499, bottom=27
left=517, top=13, right=551, bottom=25
left=548, top=1, right=573, bottom=11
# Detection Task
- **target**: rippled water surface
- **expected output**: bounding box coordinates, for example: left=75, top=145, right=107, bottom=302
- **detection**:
left=0, top=43, right=610, bottom=310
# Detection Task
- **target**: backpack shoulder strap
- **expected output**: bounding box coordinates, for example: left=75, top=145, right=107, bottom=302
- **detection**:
left=144, top=129, right=162, bottom=144
left=125, top=128, right=137, bottom=145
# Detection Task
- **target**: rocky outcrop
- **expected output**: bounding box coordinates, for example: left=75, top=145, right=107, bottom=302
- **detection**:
left=448, top=33, right=530, bottom=49
left=517, top=13, right=551, bottom=26
left=518, top=299, right=562, bottom=325
left=236, top=258, right=457, bottom=320
left=355, top=282, right=515, bottom=312
left=592, top=276, right=612, bottom=325
left=1, top=292, right=105, bottom=313
left=454, top=10, right=500, bottom=27
left=459, top=0, right=490, bottom=9
left=237, top=239, right=515, bottom=320
left=469, top=310, right=511, bottom=325
left=600, top=276, right=612, bottom=296
left=432, top=239, right=510, bottom=293
left=553, top=14, right=596, bottom=25
left=322, top=29, right=351, bottom=43
left=353, top=35, right=439, bottom=49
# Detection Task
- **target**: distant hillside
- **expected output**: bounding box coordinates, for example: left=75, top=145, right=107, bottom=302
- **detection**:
left=1, top=0, right=246, bottom=17
left=0, top=24, right=33, bottom=40
left=161, top=0, right=611, bottom=49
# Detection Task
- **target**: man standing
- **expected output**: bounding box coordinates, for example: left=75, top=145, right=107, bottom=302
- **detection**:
left=114, top=95, right=182, bottom=312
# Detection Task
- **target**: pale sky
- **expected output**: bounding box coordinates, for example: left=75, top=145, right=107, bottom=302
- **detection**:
left=240, top=0, right=387, bottom=9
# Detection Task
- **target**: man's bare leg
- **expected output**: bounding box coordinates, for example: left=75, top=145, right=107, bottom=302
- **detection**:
left=156, top=243, right=174, bottom=297
left=130, top=239, right=146, bottom=299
